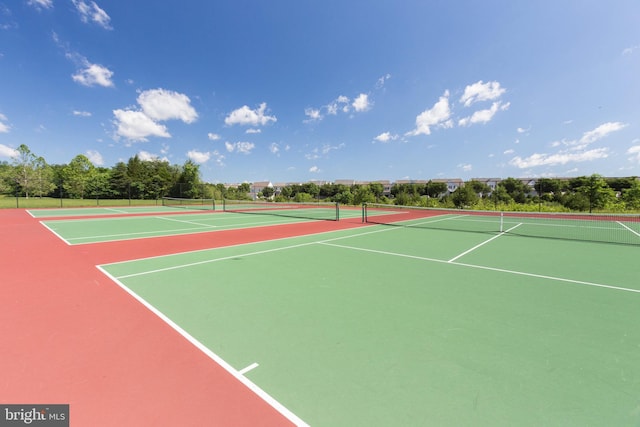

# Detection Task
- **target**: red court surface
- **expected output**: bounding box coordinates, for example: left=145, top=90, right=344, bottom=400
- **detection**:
left=0, top=209, right=362, bottom=426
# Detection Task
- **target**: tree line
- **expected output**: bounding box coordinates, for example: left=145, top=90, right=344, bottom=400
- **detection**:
left=0, top=144, right=250, bottom=201
left=265, top=176, right=640, bottom=213
left=2, top=144, right=639, bottom=212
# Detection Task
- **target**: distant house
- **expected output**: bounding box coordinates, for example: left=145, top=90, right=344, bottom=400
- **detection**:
left=250, top=181, right=273, bottom=200
left=431, top=178, right=463, bottom=195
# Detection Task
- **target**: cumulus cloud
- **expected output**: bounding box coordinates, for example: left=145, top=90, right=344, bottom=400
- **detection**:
left=86, top=150, right=103, bottom=165
left=187, top=150, right=211, bottom=164
left=112, top=109, right=170, bottom=141
left=225, top=141, right=255, bottom=154
left=309, top=166, right=321, bottom=173
left=304, top=108, right=323, bottom=122
left=508, top=121, right=625, bottom=169
left=72, top=61, right=114, bottom=87
left=0, top=143, right=18, bottom=158
left=225, top=103, right=276, bottom=127
left=112, top=88, right=198, bottom=141
left=73, top=110, right=92, bottom=117
left=207, top=133, right=221, bottom=141
left=137, top=89, right=198, bottom=123
left=373, top=132, right=399, bottom=143
left=72, top=0, right=111, bottom=29
left=352, top=93, right=371, bottom=112
left=458, top=101, right=510, bottom=127
left=458, top=163, right=472, bottom=172
left=406, top=91, right=453, bottom=136
left=459, top=80, right=506, bottom=107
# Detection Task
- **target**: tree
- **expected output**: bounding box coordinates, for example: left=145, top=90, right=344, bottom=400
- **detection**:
left=173, top=160, right=202, bottom=198
left=466, top=180, right=491, bottom=198
left=569, top=174, right=614, bottom=212
left=62, top=154, right=94, bottom=198
left=261, top=186, right=275, bottom=199
left=424, top=181, right=447, bottom=198
left=498, top=178, right=529, bottom=203
left=11, top=144, right=53, bottom=198
left=451, top=184, right=479, bottom=208
left=621, top=179, right=640, bottom=210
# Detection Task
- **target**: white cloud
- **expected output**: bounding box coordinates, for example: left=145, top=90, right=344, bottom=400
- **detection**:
left=0, top=113, right=10, bottom=133
left=517, top=126, right=531, bottom=134
left=225, top=103, right=276, bottom=126
left=72, top=0, right=111, bottom=29
left=458, top=101, right=509, bottom=127
left=375, top=73, right=391, bottom=89
left=304, top=108, right=322, bottom=122
left=246, top=128, right=261, bottom=134
left=503, top=149, right=515, bottom=155
left=72, top=61, right=114, bottom=87
left=113, top=89, right=198, bottom=141
left=509, top=148, right=609, bottom=168
left=627, top=145, right=640, bottom=163
left=459, top=80, right=506, bottom=107
left=207, top=133, right=221, bottom=140
left=27, top=0, right=52, bottom=10
left=406, top=91, right=452, bottom=136
left=112, top=109, right=170, bottom=141
left=137, top=150, right=158, bottom=161
left=458, top=163, right=472, bottom=172
left=352, top=93, right=371, bottom=112
left=137, top=89, right=198, bottom=123
left=187, top=150, right=211, bottom=164
left=309, top=166, right=321, bottom=173
left=73, top=110, right=92, bottom=117
left=86, top=150, right=103, bottom=165
left=373, top=132, right=399, bottom=143
left=579, top=122, right=627, bottom=145
left=269, top=143, right=280, bottom=155
left=622, top=45, right=639, bottom=55
left=0, top=143, right=18, bottom=158
left=225, top=141, right=255, bottom=154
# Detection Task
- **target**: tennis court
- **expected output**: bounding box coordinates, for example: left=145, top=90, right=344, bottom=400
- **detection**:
left=96, top=209, right=640, bottom=426
left=38, top=203, right=362, bottom=245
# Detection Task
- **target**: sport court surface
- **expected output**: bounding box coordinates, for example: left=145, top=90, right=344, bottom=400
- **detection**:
left=7, top=205, right=640, bottom=425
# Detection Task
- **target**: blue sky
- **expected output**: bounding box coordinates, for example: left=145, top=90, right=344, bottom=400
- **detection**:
left=1, top=0, right=639, bottom=184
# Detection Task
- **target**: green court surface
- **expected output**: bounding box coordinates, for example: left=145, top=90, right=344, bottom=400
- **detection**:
left=98, top=223, right=640, bottom=426
left=39, top=209, right=362, bottom=244
left=28, top=205, right=183, bottom=218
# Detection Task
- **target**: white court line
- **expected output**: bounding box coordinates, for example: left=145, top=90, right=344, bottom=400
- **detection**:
left=239, top=362, right=260, bottom=375
left=104, top=207, right=130, bottom=214
left=448, top=223, right=523, bottom=263
left=319, top=241, right=640, bottom=295
left=39, top=221, right=72, bottom=245
left=157, top=216, right=217, bottom=228
left=96, top=266, right=309, bottom=427
left=617, top=221, right=640, bottom=238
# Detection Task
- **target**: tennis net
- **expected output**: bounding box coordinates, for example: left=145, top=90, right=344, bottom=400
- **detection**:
left=363, top=203, right=640, bottom=245
left=223, top=200, right=340, bottom=221
left=162, top=197, right=216, bottom=210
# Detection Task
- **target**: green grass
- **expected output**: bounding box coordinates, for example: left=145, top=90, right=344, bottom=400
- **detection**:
left=0, top=195, right=161, bottom=209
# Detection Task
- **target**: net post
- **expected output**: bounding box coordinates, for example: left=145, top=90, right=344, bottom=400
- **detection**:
left=500, top=211, right=504, bottom=233
left=335, top=202, right=339, bottom=221
left=362, top=203, right=367, bottom=223
left=223, top=199, right=227, bottom=212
